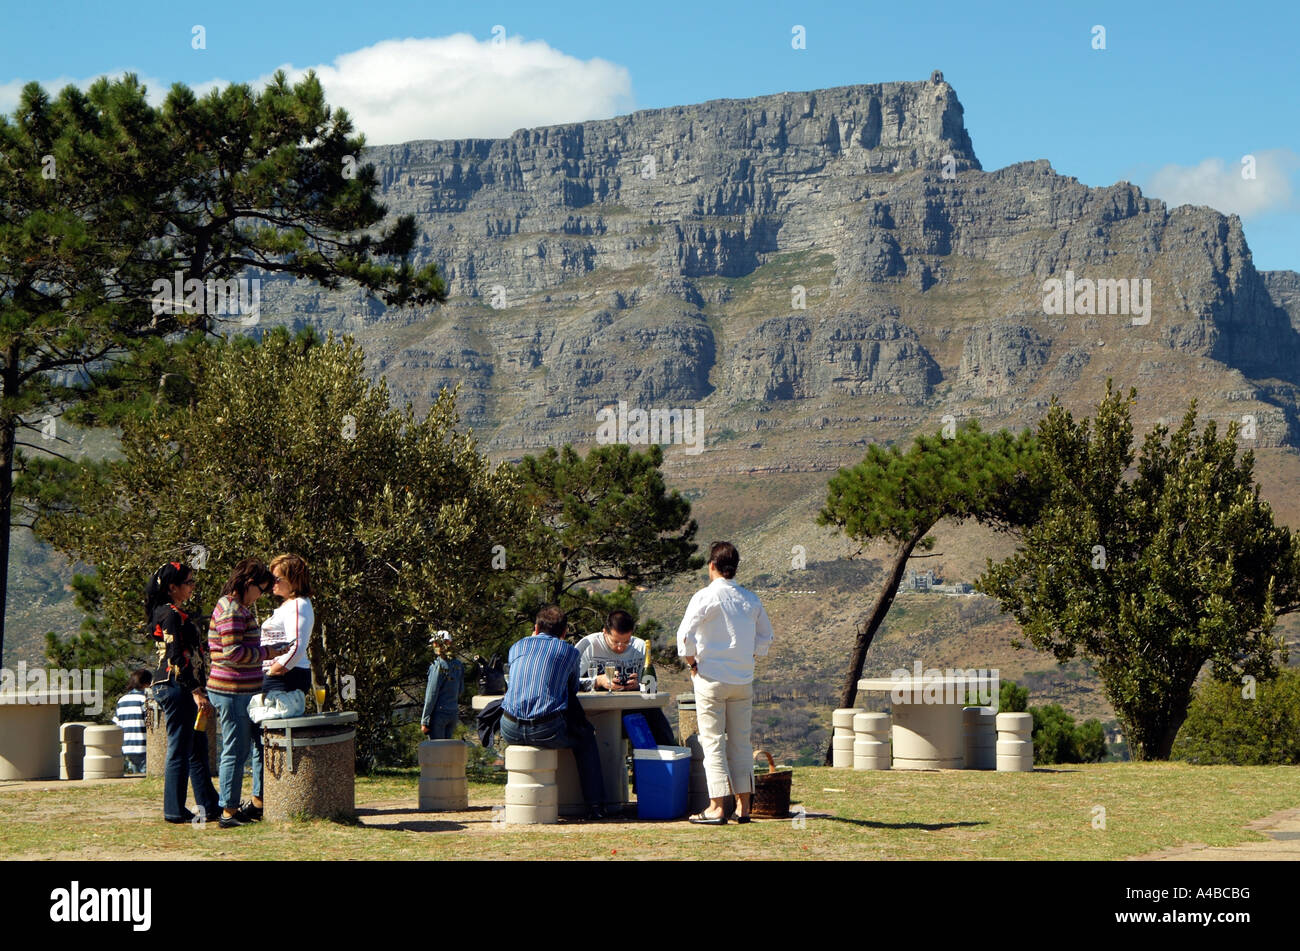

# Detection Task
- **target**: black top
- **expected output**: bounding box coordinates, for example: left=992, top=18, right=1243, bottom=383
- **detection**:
left=151, top=603, right=207, bottom=693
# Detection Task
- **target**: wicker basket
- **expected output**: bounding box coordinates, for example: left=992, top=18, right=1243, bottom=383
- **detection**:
left=751, top=749, right=793, bottom=818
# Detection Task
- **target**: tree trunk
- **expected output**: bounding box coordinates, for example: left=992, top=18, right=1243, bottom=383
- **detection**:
left=824, top=527, right=928, bottom=765
left=0, top=344, right=17, bottom=665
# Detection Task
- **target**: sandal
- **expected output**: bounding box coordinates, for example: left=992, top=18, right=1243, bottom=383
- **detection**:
left=688, top=812, right=727, bottom=825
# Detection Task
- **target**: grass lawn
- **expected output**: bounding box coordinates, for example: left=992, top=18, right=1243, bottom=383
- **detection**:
left=1, top=762, right=1295, bottom=861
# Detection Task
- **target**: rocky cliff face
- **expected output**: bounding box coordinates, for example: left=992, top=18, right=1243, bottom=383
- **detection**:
left=259, top=75, right=1300, bottom=455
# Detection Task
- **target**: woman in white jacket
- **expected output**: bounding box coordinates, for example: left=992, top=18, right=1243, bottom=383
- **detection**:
left=246, top=553, right=315, bottom=820
left=260, top=553, right=315, bottom=695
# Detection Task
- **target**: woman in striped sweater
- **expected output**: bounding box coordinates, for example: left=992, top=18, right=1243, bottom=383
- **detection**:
left=207, top=558, right=287, bottom=828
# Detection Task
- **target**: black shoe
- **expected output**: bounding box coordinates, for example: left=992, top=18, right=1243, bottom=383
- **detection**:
left=236, top=801, right=263, bottom=822
left=164, top=811, right=196, bottom=824
left=204, top=810, right=222, bottom=824
left=218, top=813, right=249, bottom=828
left=585, top=805, right=609, bottom=821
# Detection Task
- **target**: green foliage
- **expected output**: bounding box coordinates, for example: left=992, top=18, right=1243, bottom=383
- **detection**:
left=1000, top=679, right=1029, bottom=713
left=506, top=443, right=703, bottom=642
left=1172, top=668, right=1300, bottom=765
left=1, top=71, right=444, bottom=661
left=815, top=421, right=1047, bottom=718
left=1074, top=719, right=1107, bottom=763
left=1029, top=704, right=1106, bottom=764
left=819, top=422, right=1047, bottom=546
left=38, top=331, right=526, bottom=767
left=979, top=383, right=1298, bottom=760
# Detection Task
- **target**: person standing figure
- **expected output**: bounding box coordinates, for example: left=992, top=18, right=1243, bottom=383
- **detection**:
left=207, top=558, right=286, bottom=828
left=421, top=630, right=464, bottom=739
left=113, top=669, right=152, bottom=775
left=676, top=541, right=774, bottom=825
left=148, top=561, right=221, bottom=824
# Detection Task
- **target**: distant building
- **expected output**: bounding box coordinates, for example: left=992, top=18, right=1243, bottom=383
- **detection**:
left=906, top=568, right=972, bottom=594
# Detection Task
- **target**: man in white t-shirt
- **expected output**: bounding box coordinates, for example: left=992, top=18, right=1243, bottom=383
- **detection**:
left=576, top=610, right=675, bottom=746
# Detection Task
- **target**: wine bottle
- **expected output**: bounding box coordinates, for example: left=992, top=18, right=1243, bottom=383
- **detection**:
left=641, top=637, right=657, bottom=695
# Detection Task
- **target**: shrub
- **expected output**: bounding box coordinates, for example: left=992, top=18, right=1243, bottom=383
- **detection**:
left=1172, top=668, right=1300, bottom=765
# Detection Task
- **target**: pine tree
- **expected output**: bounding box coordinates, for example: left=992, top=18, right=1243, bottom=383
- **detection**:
left=817, top=422, right=1046, bottom=762
left=0, top=71, right=445, bottom=661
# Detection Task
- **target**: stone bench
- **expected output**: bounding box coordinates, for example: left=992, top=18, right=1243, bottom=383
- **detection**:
left=502, top=745, right=584, bottom=822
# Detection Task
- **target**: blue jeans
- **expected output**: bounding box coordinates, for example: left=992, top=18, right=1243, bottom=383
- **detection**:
left=124, top=753, right=146, bottom=774
left=210, top=691, right=252, bottom=810
left=250, top=720, right=264, bottom=800
left=501, top=710, right=604, bottom=808
left=153, top=681, right=219, bottom=821
left=427, top=712, right=456, bottom=739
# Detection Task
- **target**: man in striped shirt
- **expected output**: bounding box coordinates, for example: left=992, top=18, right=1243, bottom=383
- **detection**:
left=113, top=669, right=152, bottom=774
left=501, top=605, right=607, bottom=819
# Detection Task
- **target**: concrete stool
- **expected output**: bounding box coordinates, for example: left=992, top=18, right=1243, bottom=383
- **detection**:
left=60, top=722, right=89, bottom=780
left=82, top=724, right=124, bottom=779
left=963, top=706, right=997, bottom=770
left=852, top=712, right=891, bottom=770
left=146, top=699, right=220, bottom=777
left=504, top=746, right=558, bottom=824
left=417, top=739, right=467, bottom=811
left=832, top=708, right=866, bottom=768
left=261, top=713, right=357, bottom=821
left=995, top=712, right=1034, bottom=772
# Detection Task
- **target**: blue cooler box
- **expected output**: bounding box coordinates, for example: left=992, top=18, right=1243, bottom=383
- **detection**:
left=632, top=746, right=691, bottom=819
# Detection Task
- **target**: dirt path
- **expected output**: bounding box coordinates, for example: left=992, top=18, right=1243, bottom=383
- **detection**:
left=1131, top=805, right=1300, bottom=861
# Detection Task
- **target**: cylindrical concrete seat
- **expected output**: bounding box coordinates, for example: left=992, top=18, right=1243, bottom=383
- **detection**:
left=262, top=713, right=357, bottom=820
left=417, top=739, right=468, bottom=810
left=145, top=699, right=220, bottom=777
left=60, top=722, right=90, bottom=780
left=505, top=783, right=558, bottom=806
left=505, top=803, right=558, bottom=824
left=963, top=706, right=998, bottom=770
left=419, top=777, right=469, bottom=810
left=853, top=738, right=891, bottom=770
left=503, top=745, right=559, bottom=824
left=417, top=739, right=466, bottom=766
left=995, top=712, right=1032, bottom=736
left=509, top=767, right=557, bottom=786
left=853, top=712, right=890, bottom=736
left=504, top=746, right=557, bottom=771
left=833, top=708, right=867, bottom=731
left=995, top=713, right=1034, bottom=771
left=82, top=725, right=125, bottom=779
left=677, top=693, right=696, bottom=745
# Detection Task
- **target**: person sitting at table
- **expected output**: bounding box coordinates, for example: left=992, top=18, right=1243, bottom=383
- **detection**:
left=501, top=605, right=607, bottom=820
left=577, top=609, right=675, bottom=746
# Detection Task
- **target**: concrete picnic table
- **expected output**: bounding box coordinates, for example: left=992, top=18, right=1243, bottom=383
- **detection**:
left=858, top=675, right=990, bottom=769
left=474, top=691, right=670, bottom=812
left=0, top=689, right=98, bottom=780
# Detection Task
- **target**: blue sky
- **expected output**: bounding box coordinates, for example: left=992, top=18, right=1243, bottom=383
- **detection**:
left=4, top=0, right=1297, bottom=269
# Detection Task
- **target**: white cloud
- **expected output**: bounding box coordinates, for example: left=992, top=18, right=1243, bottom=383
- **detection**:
left=262, top=33, right=635, bottom=144
left=1145, top=149, right=1298, bottom=217
left=2, top=33, right=635, bottom=145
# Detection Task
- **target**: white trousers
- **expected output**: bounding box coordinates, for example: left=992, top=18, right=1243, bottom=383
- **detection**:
left=694, top=675, right=754, bottom=797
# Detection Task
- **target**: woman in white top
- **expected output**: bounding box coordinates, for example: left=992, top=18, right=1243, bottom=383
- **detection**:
left=261, top=552, right=315, bottom=695
left=245, top=552, right=316, bottom=821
